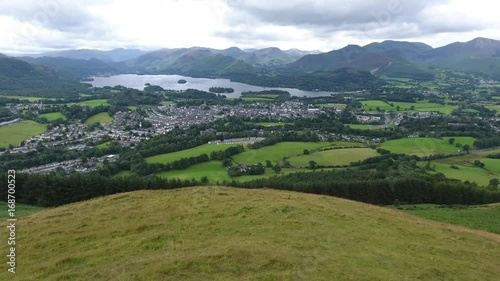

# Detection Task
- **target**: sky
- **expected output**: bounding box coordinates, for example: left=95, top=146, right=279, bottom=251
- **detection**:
left=0, top=0, right=499, bottom=55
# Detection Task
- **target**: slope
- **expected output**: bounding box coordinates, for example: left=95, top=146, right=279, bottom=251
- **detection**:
left=21, top=57, right=119, bottom=80
left=6, top=187, right=500, bottom=281
left=0, top=56, right=88, bottom=97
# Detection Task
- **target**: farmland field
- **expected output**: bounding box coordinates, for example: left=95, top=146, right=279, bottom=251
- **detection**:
left=317, top=103, right=347, bottom=109
left=360, top=100, right=455, bottom=114
left=0, top=120, right=46, bottom=148
left=233, top=142, right=365, bottom=165
left=253, top=122, right=290, bottom=127
left=84, top=112, right=113, bottom=125
left=420, top=149, right=500, bottom=186
left=2, top=95, right=51, bottom=101
left=146, top=144, right=239, bottom=164
left=345, top=124, right=388, bottom=130
left=79, top=99, right=109, bottom=107
left=289, top=148, right=379, bottom=167
left=38, top=112, right=67, bottom=121
left=380, top=137, right=476, bottom=156
left=395, top=204, right=500, bottom=234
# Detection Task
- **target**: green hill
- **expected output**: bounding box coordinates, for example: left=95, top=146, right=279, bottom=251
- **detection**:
left=0, top=56, right=88, bottom=97
left=6, top=187, right=500, bottom=281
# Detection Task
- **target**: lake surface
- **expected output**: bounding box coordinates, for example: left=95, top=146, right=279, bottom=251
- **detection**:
left=89, top=74, right=336, bottom=98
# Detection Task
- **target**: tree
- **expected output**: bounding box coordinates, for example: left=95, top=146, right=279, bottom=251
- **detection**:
left=489, top=178, right=499, bottom=189
left=462, top=145, right=470, bottom=154
left=200, top=176, right=209, bottom=184
left=448, top=138, right=455, bottom=145
left=265, top=160, right=273, bottom=168
left=303, top=149, right=310, bottom=155
left=272, top=165, right=282, bottom=174
left=308, top=160, right=318, bottom=169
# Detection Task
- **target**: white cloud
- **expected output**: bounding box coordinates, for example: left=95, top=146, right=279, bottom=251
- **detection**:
left=0, top=0, right=499, bottom=54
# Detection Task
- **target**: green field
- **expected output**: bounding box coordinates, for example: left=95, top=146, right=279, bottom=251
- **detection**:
left=317, top=103, right=347, bottom=109
left=395, top=204, right=500, bottom=234
left=8, top=187, right=500, bottom=281
left=233, top=142, right=365, bottom=165
left=361, top=100, right=455, bottom=114
left=253, top=122, right=290, bottom=127
left=381, top=137, right=476, bottom=156
left=146, top=144, right=239, bottom=164
left=1, top=95, right=51, bottom=101
left=289, top=148, right=380, bottom=167
left=160, top=101, right=174, bottom=106
left=420, top=149, right=500, bottom=186
left=79, top=99, right=109, bottom=107
left=0, top=202, right=45, bottom=218
left=345, top=124, right=388, bottom=130
left=38, top=112, right=67, bottom=121
left=0, top=120, right=46, bottom=148
left=84, top=112, right=113, bottom=125
left=485, top=105, right=500, bottom=114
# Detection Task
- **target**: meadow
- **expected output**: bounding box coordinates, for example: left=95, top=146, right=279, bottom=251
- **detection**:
left=146, top=144, right=239, bottom=164
left=7, top=187, right=500, bottom=281
left=395, top=204, right=500, bottom=234
left=361, top=100, right=455, bottom=114
left=380, top=137, right=476, bottom=156
left=38, top=112, right=67, bottom=121
left=420, top=148, right=500, bottom=186
left=0, top=202, right=45, bottom=218
left=317, top=103, right=347, bottom=109
left=253, top=122, right=290, bottom=127
left=232, top=141, right=365, bottom=165
left=0, top=120, right=46, bottom=148
left=84, top=112, right=113, bottom=125
left=289, top=148, right=379, bottom=167
left=79, top=99, right=110, bottom=107
left=345, top=124, right=388, bottom=130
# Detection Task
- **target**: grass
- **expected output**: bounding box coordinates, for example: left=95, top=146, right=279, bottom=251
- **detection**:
left=146, top=144, right=239, bottom=164
left=485, top=105, right=500, bottom=114
left=79, top=99, right=109, bottom=107
left=227, top=97, right=274, bottom=101
left=160, top=101, right=174, bottom=106
left=361, top=100, right=455, bottom=114
left=0, top=120, right=46, bottom=148
left=0, top=202, right=45, bottom=218
left=345, top=124, right=389, bottom=130
left=84, top=112, right=113, bottom=126
left=112, top=170, right=133, bottom=178
left=233, top=142, right=365, bottom=165
left=317, top=103, right=347, bottom=109
left=1, top=95, right=51, bottom=101
left=420, top=149, right=500, bottom=186
left=394, top=204, right=500, bottom=234
left=288, top=148, right=380, bottom=167
left=253, top=122, right=290, bottom=127
left=6, top=187, right=500, bottom=281
left=38, top=112, right=67, bottom=121
left=380, top=137, right=476, bottom=156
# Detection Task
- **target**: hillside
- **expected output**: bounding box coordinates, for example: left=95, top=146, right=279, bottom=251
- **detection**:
left=36, top=48, right=146, bottom=62
left=6, top=187, right=500, bottom=281
left=0, top=56, right=88, bottom=97
left=418, top=37, right=500, bottom=80
left=290, top=43, right=435, bottom=80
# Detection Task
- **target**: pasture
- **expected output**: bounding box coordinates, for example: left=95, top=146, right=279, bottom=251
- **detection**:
left=289, top=148, right=379, bottom=167
left=84, top=112, right=113, bottom=125
left=380, top=137, right=476, bottom=156
left=79, top=99, right=109, bottom=107
left=146, top=144, right=239, bottom=164
left=233, top=141, right=365, bottom=165
left=361, top=100, right=455, bottom=114
left=395, top=204, right=500, bottom=234
left=0, top=120, right=46, bottom=148
left=38, top=112, right=67, bottom=121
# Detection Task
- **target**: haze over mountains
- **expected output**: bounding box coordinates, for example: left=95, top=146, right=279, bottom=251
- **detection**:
left=2, top=37, right=499, bottom=94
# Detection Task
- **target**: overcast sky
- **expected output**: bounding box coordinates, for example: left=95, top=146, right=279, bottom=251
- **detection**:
left=1, top=0, right=499, bottom=55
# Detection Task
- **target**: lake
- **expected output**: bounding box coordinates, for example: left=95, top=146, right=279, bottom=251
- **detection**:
left=89, top=74, right=336, bottom=98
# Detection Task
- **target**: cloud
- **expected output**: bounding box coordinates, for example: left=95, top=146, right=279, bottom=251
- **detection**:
left=0, top=0, right=499, bottom=54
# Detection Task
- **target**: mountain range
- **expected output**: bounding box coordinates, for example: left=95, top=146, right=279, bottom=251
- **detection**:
left=2, top=37, right=499, bottom=96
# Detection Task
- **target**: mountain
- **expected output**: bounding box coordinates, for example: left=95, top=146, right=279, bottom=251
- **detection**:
left=132, top=48, right=257, bottom=77
left=418, top=37, right=500, bottom=79
left=21, top=57, right=120, bottom=80
left=34, top=48, right=146, bottom=62
left=290, top=42, right=435, bottom=80
left=285, top=48, right=322, bottom=60
left=242, top=47, right=296, bottom=65
left=0, top=55, right=88, bottom=97
left=8, top=187, right=500, bottom=281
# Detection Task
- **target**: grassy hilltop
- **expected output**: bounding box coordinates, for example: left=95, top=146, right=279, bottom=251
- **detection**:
left=3, top=187, right=500, bottom=281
